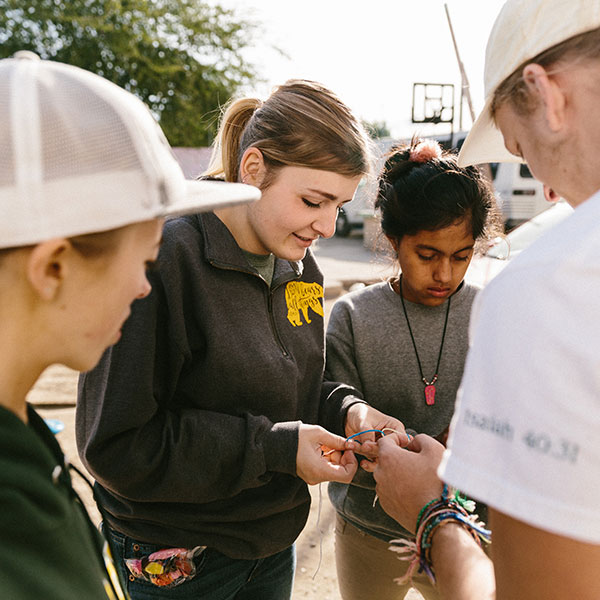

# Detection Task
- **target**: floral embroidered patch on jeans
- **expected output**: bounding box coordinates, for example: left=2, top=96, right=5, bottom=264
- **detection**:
left=125, top=546, right=206, bottom=588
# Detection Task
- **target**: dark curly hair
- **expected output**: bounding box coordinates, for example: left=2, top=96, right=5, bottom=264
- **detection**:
left=375, top=137, right=503, bottom=253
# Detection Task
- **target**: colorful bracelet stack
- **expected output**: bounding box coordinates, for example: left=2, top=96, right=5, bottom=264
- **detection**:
left=389, top=485, right=491, bottom=586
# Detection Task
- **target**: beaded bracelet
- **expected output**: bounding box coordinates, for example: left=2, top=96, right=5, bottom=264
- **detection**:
left=389, top=485, right=491, bottom=586
left=416, top=485, right=475, bottom=532
left=415, top=497, right=439, bottom=532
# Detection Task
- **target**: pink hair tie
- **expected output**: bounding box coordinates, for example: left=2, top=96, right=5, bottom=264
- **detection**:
left=409, top=139, right=442, bottom=163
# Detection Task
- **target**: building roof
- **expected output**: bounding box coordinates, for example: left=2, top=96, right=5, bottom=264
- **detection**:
left=171, top=147, right=213, bottom=180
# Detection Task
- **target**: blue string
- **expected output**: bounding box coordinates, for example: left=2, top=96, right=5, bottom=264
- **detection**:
left=346, top=429, right=384, bottom=441
left=346, top=429, right=412, bottom=442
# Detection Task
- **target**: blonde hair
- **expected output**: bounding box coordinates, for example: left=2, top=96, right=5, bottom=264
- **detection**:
left=492, top=26, right=600, bottom=117
left=204, top=79, right=373, bottom=188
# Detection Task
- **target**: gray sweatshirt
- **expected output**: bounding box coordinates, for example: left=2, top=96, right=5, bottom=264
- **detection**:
left=325, top=280, right=479, bottom=540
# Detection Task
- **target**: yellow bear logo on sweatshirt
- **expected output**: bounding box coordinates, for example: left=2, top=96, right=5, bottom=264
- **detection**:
left=285, top=281, right=324, bottom=326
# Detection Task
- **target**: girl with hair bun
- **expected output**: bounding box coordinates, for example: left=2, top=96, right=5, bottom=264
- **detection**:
left=77, top=79, right=405, bottom=600
left=325, top=136, right=502, bottom=600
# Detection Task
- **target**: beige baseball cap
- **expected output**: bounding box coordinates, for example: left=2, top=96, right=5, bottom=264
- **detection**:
left=458, top=0, right=600, bottom=167
left=0, top=51, right=260, bottom=248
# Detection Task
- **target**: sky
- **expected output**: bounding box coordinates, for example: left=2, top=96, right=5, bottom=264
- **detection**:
left=214, top=0, right=507, bottom=140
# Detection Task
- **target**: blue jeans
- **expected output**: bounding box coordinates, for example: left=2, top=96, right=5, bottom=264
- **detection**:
left=106, top=526, right=295, bottom=600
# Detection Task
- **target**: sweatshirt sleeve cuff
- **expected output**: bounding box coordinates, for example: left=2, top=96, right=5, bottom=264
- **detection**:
left=263, top=420, right=301, bottom=475
left=319, top=383, right=368, bottom=436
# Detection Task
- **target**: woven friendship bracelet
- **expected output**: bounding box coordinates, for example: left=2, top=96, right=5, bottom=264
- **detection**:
left=389, top=485, right=491, bottom=586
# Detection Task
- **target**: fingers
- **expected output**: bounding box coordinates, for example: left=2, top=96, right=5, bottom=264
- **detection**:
left=380, top=418, right=407, bottom=437
left=297, top=424, right=359, bottom=484
left=357, top=439, right=379, bottom=458
left=353, top=430, right=411, bottom=471
left=315, top=427, right=352, bottom=452
left=303, top=450, right=358, bottom=485
left=346, top=428, right=381, bottom=445
left=378, top=431, right=434, bottom=455
left=377, top=421, right=409, bottom=448
left=371, top=433, right=446, bottom=528
left=320, top=444, right=342, bottom=463
left=345, top=404, right=408, bottom=446
left=345, top=431, right=382, bottom=460
left=433, top=425, right=450, bottom=447
left=360, top=430, right=409, bottom=457
left=341, top=449, right=358, bottom=468
left=405, top=433, right=445, bottom=458
left=377, top=432, right=409, bottom=454
left=324, top=458, right=358, bottom=483
left=360, top=458, right=376, bottom=473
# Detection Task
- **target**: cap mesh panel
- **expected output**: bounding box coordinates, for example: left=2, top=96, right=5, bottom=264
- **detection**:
left=40, top=69, right=142, bottom=182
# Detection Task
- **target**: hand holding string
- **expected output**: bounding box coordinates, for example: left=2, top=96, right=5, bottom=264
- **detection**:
left=368, top=434, right=445, bottom=531
left=344, top=403, right=408, bottom=463
left=296, top=424, right=358, bottom=485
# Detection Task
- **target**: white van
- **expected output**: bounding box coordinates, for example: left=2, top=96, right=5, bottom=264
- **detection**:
left=490, top=162, right=547, bottom=229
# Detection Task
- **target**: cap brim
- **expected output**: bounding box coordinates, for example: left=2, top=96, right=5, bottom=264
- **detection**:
left=164, top=179, right=261, bottom=217
left=458, top=97, right=523, bottom=167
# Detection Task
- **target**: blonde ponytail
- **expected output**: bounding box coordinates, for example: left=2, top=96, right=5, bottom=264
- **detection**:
left=204, top=97, right=262, bottom=181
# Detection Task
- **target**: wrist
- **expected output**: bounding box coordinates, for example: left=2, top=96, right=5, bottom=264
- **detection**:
left=345, top=397, right=368, bottom=417
left=391, top=486, right=492, bottom=586
left=429, top=521, right=474, bottom=567
left=343, top=398, right=368, bottom=435
left=263, top=420, right=301, bottom=474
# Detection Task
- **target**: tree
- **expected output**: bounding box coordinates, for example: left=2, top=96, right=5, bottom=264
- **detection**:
left=363, top=119, right=391, bottom=139
left=0, top=1, right=259, bottom=146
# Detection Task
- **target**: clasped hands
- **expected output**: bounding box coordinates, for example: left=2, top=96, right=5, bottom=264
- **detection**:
left=295, top=403, right=408, bottom=485
left=295, top=401, right=447, bottom=534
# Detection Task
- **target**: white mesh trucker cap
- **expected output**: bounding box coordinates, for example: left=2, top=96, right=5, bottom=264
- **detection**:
left=0, top=51, right=260, bottom=248
left=458, top=0, right=600, bottom=167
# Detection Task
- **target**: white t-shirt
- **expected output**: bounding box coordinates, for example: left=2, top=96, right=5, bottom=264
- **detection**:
left=440, top=193, right=600, bottom=544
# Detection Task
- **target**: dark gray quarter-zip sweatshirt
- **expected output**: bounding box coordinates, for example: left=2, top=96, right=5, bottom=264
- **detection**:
left=76, top=212, right=362, bottom=559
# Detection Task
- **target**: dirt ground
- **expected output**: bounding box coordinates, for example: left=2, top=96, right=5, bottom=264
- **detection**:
left=30, top=364, right=422, bottom=599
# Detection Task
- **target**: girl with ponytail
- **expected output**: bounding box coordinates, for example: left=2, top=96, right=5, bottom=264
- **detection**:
left=77, top=79, right=405, bottom=599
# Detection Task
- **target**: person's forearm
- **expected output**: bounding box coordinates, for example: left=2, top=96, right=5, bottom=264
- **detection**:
left=430, top=523, right=495, bottom=600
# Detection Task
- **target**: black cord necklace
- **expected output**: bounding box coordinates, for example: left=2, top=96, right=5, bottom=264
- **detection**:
left=398, top=274, right=451, bottom=406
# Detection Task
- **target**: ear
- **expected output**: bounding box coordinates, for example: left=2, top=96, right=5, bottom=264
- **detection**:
left=543, top=184, right=560, bottom=203
left=522, top=63, right=566, bottom=132
left=26, top=239, right=71, bottom=301
left=239, top=147, right=266, bottom=187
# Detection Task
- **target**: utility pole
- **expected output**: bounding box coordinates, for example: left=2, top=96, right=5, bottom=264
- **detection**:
left=444, top=3, right=493, bottom=184
left=445, top=3, right=476, bottom=129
